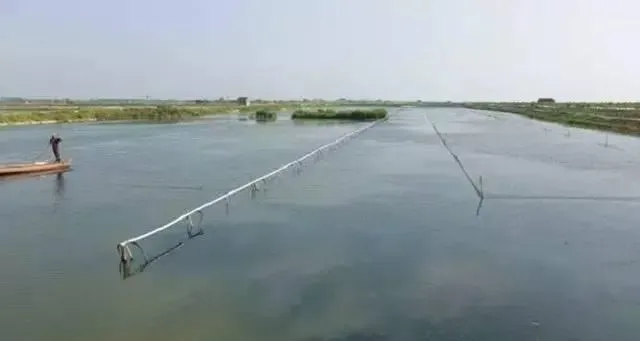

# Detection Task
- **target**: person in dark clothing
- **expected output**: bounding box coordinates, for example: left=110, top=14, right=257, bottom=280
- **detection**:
left=49, top=134, right=62, bottom=162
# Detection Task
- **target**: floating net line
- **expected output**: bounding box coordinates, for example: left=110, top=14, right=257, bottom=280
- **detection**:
left=424, top=114, right=484, bottom=200
left=423, top=113, right=640, bottom=216
left=116, top=119, right=384, bottom=264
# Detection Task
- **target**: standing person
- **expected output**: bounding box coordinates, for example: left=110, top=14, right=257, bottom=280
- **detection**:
left=49, top=133, right=62, bottom=162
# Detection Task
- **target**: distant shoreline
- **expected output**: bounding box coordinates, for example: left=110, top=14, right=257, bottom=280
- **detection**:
left=0, top=118, right=97, bottom=127
left=0, top=114, right=240, bottom=127
left=463, top=102, right=640, bottom=136
left=0, top=105, right=273, bottom=127
left=0, top=103, right=390, bottom=127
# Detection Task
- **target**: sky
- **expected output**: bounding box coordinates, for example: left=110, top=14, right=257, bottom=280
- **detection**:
left=1, top=0, right=639, bottom=101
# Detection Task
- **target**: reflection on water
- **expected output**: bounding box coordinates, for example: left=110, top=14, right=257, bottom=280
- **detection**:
left=52, top=172, right=66, bottom=212
left=292, top=120, right=358, bottom=127
left=119, top=229, right=204, bottom=280
left=2, top=109, right=640, bottom=340
left=0, top=170, right=68, bottom=212
left=55, top=173, right=65, bottom=198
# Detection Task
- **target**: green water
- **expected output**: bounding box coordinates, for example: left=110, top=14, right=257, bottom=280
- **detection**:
left=1, top=110, right=640, bottom=340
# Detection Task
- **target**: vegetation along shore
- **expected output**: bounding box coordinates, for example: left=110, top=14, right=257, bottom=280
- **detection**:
left=254, top=110, right=278, bottom=122
left=0, top=100, right=393, bottom=126
left=464, top=102, right=640, bottom=136
left=291, top=108, right=388, bottom=121
left=0, top=104, right=295, bottom=125
left=9, top=97, right=640, bottom=136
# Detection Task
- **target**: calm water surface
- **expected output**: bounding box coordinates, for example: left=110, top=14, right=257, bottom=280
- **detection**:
left=1, top=110, right=640, bottom=341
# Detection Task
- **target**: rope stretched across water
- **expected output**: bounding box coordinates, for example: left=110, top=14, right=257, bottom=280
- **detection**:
left=116, top=119, right=383, bottom=262
left=424, top=114, right=484, bottom=199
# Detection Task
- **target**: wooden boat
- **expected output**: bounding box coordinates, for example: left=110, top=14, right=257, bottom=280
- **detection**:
left=0, top=159, right=72, bottom=176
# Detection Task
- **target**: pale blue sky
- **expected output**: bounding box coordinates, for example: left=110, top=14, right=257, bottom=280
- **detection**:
left=1, top=0, right=639, bottom=101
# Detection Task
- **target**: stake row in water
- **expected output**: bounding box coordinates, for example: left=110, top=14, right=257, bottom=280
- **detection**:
left=116, top=119, right=384, bottom=262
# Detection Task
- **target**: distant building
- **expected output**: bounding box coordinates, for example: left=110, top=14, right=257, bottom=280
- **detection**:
left=537, top=98, right=555, bottom=104
left=237, top=97, right=250, bottom=106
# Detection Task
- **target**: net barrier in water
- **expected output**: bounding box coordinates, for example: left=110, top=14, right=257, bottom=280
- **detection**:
left=423, top=113, right=640, bottom=216
left=116, top=119, right=384, bottom=263
left=423, top=114, right=484, bottom=200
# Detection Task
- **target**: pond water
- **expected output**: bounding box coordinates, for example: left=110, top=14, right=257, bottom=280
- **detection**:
left=1, top=109, right=639, bottom=341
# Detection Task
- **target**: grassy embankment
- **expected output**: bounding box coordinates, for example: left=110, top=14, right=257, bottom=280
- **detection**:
left=0, top=104, right=291, bottom=125
left=0, top=102, right=391, bottom=125
left=464, top=102, right=640, bottom=135
left=291, top=108, right=388, bottom=121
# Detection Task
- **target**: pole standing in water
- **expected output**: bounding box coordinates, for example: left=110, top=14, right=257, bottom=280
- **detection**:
left=49, top=133, right=62, bottom=162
